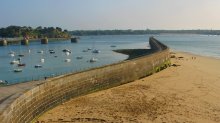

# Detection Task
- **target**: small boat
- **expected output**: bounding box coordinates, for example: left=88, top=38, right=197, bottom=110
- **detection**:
left=14, top=69, right=22, bottom=72
left=65, top=52, right=70, bottom=56
left=49, top=49, right=55, bottom=54
left=35, top=64, right=42, bottom=68
left=10, top=53, right=15, bottom=57
left=76, top=56, right=83, bottom=59
left=10, top=60, right=20, bottom=64
left=0, top=80, right=6, bottom=84
left=28, top=49, right=31, bottom=53
left=49, top=50, right=55, bottom=54
left=37, top=50, right=44, bottom=54
left=87, top=48, right=92, bottom=50
left=40, top=58, right=45, bottom=63
left=0, top=80, right=8, bottom=85
left=89, top=57, right=98, bottom=62
left=9, top=51, right=15, bottom=57
left=54, top=56, right=58, bottom=58
left=65, top=59, right=71, bottom=62
left=18, top=54, right=25, bottom=57
left=92, top=49, right=100, bottom=53
left=18, top=63, right=26, bottom=67
left=62, top=49, right=71, bottom=53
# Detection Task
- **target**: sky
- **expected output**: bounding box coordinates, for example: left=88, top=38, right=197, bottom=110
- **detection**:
left=0, top=0, right=220, bottom=30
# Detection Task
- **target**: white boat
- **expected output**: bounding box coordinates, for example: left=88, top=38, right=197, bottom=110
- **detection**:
left=62, top=49, right=71, bottom=53
left=76, top=56, right=83, bottom=59
left=40, top=58, right=45, bottom=63
left=0, top=80, right=8, bottom=85
left=10, top=53, right=15, bottom=57
left=92, top=49, right=100, bottom=53
left=49, top=49, right=55, bottom=54
left=28, top=49, right=31, bottom=53
left=14, top=68, right=22, bottom=72
left=35, top=64, right=42, bottom=68
left=10, top=60, right=20, bottom=64
left=9, top=51, right=15, bottom=57
left=65, top=59, right=71, bottom=62
left=37, top=50, right=44, bottom=54
left=0, top=80, right=5, bottom=84
left=49, top=50, right=55, bottom=54
left=89, top=57, right=98, bottom=62
left=65, top=52, right=70, bottom=56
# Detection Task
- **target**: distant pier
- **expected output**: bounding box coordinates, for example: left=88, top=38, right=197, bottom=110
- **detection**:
left=21, top=39, right=29, bottom=45
left=71, top=37, right=79, bottom=43
left=41, top=38, right=49, bottom=44
left=0, top=38, right=71, bottom=46
left=0, top=39, right=7, bottom=46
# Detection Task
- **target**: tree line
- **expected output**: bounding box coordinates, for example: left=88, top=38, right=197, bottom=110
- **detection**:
left=70, top=29, right=220, bottom=36
left=2, top=26, right=220, bottom=38
left=0, top=26, right=71, bottom=39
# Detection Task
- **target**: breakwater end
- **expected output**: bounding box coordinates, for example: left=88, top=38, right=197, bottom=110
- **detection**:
left=0, top=37, right=171, bottom=123
left=114, top=49, right=155, bottom=60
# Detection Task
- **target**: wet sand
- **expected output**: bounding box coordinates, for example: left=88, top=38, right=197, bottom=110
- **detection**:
left=37, top=52, right=220, bottom=123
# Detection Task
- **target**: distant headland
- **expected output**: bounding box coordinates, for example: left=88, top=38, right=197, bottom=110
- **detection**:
left=0, top=26, right=71, bottom=39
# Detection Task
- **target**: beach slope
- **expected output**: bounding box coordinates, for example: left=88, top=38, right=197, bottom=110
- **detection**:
left=37, top=52, right=220, bottom=123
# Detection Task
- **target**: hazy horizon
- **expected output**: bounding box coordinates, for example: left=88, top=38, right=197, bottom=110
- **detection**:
left=1, top=0, right=220, bottom=30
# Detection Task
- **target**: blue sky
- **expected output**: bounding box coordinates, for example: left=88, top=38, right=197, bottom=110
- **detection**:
left=1, top=0, right=220, bottom=30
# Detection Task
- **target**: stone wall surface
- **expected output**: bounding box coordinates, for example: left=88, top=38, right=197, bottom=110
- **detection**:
left=0, top=37, right=170, bottom=123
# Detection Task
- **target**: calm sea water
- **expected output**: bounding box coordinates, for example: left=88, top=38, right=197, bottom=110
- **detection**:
left=156, top=34, right=220, bottom=58
left=0, top=34, right=220, bottom=84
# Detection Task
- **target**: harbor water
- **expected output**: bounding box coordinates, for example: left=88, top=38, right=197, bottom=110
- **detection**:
left=0, top=34, right=220, bottom=84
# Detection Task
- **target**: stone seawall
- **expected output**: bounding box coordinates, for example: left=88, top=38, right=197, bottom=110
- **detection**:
left=0, top=37, right=171, bottom=123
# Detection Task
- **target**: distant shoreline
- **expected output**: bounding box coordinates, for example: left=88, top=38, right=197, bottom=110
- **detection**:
left=70, top=29, right=220, bottom=36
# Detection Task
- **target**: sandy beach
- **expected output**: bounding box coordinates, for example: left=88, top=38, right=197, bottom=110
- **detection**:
left=36, top=52, right=220, bottom=123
